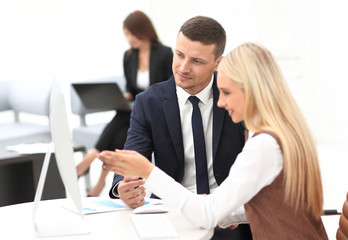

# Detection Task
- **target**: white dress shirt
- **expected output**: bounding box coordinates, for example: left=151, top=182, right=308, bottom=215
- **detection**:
left=176, top=76, right=218, bottom=193
left=145, top=132, right=283, bottom=228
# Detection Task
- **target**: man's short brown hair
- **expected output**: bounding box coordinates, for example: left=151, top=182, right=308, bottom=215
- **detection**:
left=179, top=16, right=226, bottom=59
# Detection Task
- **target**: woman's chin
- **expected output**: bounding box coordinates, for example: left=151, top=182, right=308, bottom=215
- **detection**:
left=231, top=116, right=242, bottom=124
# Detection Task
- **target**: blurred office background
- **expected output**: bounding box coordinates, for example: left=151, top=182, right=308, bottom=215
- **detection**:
left=0, top=0, right=347, bottom=208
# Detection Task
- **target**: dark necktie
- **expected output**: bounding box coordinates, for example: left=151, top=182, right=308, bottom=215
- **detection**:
left=188, top=96, right=210, bottom=194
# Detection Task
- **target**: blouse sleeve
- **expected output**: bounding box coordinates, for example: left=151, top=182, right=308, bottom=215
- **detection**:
left=145, top=133, right=283, bottom=229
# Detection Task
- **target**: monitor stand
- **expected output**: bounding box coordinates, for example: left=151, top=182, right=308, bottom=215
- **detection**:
left=32, top=143, right=89, bottom=237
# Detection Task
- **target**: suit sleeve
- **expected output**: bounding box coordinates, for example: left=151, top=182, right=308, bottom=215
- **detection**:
left=124, top=94, right=154, bottom=159
left=109, top=93, right=154, bottom=198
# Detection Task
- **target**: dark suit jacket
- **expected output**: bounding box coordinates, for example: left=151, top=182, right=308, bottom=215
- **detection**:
left=110, top=72, right=245, bottom=192
left=123, top=44, right=173, bottom=98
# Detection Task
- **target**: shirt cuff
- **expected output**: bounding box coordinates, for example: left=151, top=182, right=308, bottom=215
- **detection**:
left=111, top=182, right=120, bottom=198
left=218, top=205, right=248, bottom=227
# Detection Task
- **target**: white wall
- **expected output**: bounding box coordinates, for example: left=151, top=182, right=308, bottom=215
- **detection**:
left=1, top=0, right=348, bottom=144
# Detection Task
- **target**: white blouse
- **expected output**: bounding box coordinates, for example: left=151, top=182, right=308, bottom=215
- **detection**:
left=136, top=70, right=150, bottom=90
left=145, top=132, right=283, bottom=229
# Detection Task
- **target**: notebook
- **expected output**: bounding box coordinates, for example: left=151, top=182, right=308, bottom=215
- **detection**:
left=72, top=82, right=131, bottom=111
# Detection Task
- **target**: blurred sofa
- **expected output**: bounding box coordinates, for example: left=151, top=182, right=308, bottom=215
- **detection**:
left=0, top=80, right=51, bottom=141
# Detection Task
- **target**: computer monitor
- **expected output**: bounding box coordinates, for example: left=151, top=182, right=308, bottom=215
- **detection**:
left=32, top=80, right=89, bottom=237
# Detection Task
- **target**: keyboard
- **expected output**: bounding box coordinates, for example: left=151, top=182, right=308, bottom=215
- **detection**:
left=131, top=213, right=179, bottom=239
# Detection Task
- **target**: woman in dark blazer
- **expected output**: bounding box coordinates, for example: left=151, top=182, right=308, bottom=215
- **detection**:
left=123, top=44, right=173, bottom=100
left=77, top=10, right=173, bottom=196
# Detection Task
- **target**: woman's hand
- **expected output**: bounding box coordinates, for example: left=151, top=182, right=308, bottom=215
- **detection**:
left=123, top=92, right=134, bottom=101
left=98, top=149, right=154, bottom=179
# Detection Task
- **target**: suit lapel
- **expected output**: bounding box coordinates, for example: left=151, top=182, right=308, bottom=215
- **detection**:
left=162, top=79, right=185, bottom=168
left=212, top=73, right=225, bottom=160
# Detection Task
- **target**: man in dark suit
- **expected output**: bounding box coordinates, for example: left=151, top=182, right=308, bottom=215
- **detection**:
left=108, top=16, right=252, bottom=240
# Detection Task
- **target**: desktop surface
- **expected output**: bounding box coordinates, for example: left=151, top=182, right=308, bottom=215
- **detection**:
left=0, top=133, right=52, bottom=164
left=0, top=197, right=340, bottom=240
left=0, top=133, right=84, bottom=164
left=0, top=134, right=85, bottom=207
left=0, top=198, right=214, bottom=240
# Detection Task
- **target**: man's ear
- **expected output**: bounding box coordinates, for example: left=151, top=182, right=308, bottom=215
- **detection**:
left=214, top=56, right=224, bottom=71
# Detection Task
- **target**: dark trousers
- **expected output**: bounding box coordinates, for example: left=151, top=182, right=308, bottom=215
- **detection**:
left=95, top=111, right=131, bottom=151
left=211, top=224, right=252, bottom=240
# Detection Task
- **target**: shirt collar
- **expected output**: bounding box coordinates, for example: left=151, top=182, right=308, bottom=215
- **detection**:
left=176, top=75, right=214, bottom=105
left=248, top=131, right=255, bottom=140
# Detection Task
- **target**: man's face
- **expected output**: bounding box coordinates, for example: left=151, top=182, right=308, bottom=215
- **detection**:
left=172, top=32, right=221, bottom=95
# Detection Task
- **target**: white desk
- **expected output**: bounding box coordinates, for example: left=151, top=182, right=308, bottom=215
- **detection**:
left=321, top=214, right=340, bottom=240
left=0, top=198, right=213, bottom=240
left=0, top=133, right=85, bottom=206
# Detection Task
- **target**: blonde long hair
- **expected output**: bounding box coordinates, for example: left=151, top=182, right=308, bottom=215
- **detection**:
left=218, top=42, right=323, bottom=219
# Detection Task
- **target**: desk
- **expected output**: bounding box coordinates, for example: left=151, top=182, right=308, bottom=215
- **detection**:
left=0, top=198, right=214, bottom=240
left=321, top=214, right=340, bottom=240
left=0, top=133, right=85, bottom=206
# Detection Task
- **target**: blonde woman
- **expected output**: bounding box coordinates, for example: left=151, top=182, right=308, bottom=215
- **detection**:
left=99, top=42, right=328, bottom=239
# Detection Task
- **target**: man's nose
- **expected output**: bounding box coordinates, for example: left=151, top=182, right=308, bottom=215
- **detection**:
left=179, top=60, right=191, bottom=73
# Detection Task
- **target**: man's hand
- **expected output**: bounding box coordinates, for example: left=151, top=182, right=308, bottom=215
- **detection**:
left=118, top=176, right=146, bottom=209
